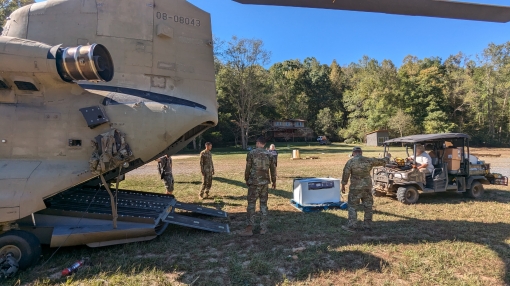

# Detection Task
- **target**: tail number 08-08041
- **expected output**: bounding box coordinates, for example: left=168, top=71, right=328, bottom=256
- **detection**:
left=156, top=12, right=201, bottom=27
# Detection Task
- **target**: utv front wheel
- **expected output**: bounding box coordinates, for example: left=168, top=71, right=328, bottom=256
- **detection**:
left=464, top=181, right=484, bottom=199
left=371, top=188, right=384, bottom=197
left=397, top=186, right=419, bottom=204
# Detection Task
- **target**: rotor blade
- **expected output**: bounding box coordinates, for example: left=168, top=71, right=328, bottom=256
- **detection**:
left=233, top=0, right=510, bottom=23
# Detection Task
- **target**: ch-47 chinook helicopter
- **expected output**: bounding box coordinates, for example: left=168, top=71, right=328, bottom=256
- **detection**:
left=1, top=0, right=510, bottom=271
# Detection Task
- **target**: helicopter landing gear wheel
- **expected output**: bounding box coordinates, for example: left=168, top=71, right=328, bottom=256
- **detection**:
left=397, top=186, right=419, bottom=204
left=0, top=230, right=41, bottom=270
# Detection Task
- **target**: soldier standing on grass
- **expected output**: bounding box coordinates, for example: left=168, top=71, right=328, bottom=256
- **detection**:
left=239, top=137, right=277, bottom=236
left=199, top=142, right=215, bottom=199
left=341, top=147, right=391, bottom=232
left=156, top=154, right=174, bottom=195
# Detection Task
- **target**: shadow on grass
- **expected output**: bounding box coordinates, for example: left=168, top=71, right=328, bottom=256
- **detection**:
left=214, top=176, right=245, bottom=188
left=10, top=203, right=510, bottom=285
left=175, top=181, right=202, bottom=185
left=214, top=177, right=292, bottom=200
left=381, top=188, right=510, bottom=205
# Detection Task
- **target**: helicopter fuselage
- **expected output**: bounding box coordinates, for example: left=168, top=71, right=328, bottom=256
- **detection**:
left=0, top=0, right=217, bottom=224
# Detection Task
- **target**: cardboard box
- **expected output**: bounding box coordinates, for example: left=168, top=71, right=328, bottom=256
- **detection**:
left=443, top=148, right=462, bottom=172
left=444, top=148, right=461, bottom=159
left=445, top=158, right=461, bottom=171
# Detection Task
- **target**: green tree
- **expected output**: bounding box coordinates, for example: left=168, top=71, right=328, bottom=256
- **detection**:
left=269, top=60, right=309, bottom=120
left=397, top=56, right=452, bottom=133
left=389, top=109, right=415, bottom=137
left=340, top=56, right=398, bottom=141
left=315, top=107, right=335, bottom=138
left=215, top=36, right=271, bottom=149
left=470, top=42, right=510, bottom=144
left=301, top=57, right=333, bottom=126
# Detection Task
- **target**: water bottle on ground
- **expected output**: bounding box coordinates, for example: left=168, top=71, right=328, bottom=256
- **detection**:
left=61, top=259, right=85, bottom=276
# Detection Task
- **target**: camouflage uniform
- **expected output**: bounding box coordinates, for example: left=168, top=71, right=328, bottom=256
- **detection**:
left=245, top=148, right=276, bottom=231
left=341, top=155, right=389, bottom=228
left=199, top=149, right=214, bottom=197
left=158, top=155, right=174, bottom=193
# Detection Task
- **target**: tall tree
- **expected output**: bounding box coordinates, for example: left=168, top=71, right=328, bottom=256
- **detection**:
left=215, top=37, right=271, bottom=149
left=389, top=109, right=415, bottom=138
left=315, top=107, right=335, bottom=138
left=269, top=60, right=309, bottom=120
left=471, top=42, right=510, bottom=144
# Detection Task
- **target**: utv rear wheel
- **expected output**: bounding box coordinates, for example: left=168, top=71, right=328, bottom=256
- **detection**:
left=464, top=181, right=484, bottom=199
left=372, top=188, right=384, bottom=197
left=397, top=186, right=419, bottom=204
left=0, top=230, right=41, bottom=270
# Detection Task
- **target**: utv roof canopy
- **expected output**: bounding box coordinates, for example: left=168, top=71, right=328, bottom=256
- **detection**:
left=384, top=133, right=470, bottom=144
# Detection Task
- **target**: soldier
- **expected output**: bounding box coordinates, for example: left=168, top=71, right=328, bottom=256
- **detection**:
left=156, top=154, right=174, bottom=195
left=239, top=137, right=277, bottom=236
left=199, top=142, right=215, bottom=199
left=341, top=147, right=391, bottom=232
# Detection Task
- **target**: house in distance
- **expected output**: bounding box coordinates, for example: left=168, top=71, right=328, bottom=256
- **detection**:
left=366, top=130, right=390, bottom=146
left=265, top=119, right=314, bottom=142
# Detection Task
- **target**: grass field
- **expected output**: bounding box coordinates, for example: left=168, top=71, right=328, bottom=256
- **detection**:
left=6, top=143, right=510, bottom=286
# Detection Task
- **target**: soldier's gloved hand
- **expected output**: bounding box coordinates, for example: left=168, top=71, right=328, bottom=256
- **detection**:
left=272, top=182, right=276, bottom=189
left=341, top=185, right=346, bottom=194
left=212, top=171, right=215, bottom=175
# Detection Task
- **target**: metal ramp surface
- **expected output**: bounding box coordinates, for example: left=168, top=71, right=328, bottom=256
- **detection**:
left=163, top=213, right=230, bottom=233
left=44, top=186, right=230, bottom=234
left=174, top=202, right=227, bottom=218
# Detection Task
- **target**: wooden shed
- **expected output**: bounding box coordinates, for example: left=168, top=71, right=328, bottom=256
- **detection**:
left=366, top=130, right=390, bottom=146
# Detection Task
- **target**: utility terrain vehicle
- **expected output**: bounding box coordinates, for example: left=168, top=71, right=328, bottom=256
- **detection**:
left=371, top=133, right=508, bottom=204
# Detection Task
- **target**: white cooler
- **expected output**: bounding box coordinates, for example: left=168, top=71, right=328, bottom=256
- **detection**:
left=293, top=178, right=341, bottom=205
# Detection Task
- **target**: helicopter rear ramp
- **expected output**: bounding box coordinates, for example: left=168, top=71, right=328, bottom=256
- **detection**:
left=17, top=187, right=229, bottom=247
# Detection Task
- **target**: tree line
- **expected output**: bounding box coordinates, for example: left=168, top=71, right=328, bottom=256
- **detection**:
left=206, top=36, right=510, bottom=148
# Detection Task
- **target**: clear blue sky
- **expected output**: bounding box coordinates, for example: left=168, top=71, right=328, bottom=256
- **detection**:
left=188, top=0, right=510, bottom=67
left=34, top=0, right=510, bottom=67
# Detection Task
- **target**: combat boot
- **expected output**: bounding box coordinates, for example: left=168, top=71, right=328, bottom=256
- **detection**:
left=238, top=226, right=253, bottom=236
left=363, top=220, right=373, bottom=231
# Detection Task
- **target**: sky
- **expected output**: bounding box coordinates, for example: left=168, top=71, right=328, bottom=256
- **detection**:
left=33, top=0, right=510, bottom=67
left=187, top=0, right=510, bottom=67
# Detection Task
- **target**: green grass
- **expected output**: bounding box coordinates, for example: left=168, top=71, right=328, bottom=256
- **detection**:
left=6, top=143, right=510, bottom=285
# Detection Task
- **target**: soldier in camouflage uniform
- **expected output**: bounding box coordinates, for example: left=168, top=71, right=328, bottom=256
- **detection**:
left=239, top=137, right=277, bottom=236
left=199, top=142, right=215, bottom=199
left=157, top=154, right=174, bottom=195
left=341, top=147, right=391, bottom=232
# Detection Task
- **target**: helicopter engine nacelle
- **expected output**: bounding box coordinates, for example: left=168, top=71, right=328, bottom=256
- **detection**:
left=56, top=43, right=114, bottom=82
left=0, top=36, right=114, bottom=83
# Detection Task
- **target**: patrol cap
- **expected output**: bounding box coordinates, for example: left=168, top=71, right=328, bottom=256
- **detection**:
left=352, top=146, right=362, bottom=152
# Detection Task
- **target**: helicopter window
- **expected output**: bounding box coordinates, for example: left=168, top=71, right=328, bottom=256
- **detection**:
left=0, top=80, right=8, bottom=89
left=14, top=81, right=38, bottom=91
left=68, top=140, right=82, bottom=147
